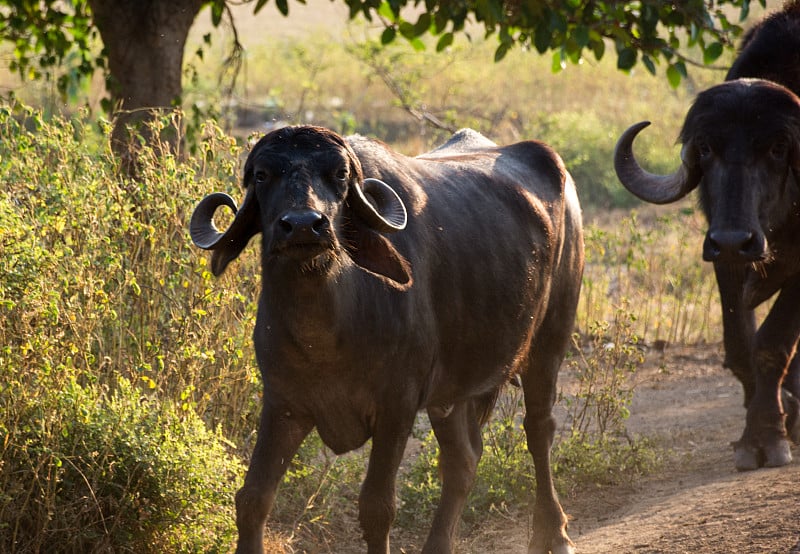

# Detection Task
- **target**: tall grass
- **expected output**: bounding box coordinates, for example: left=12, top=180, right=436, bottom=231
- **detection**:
left=0, top=105, right=254, bottom=552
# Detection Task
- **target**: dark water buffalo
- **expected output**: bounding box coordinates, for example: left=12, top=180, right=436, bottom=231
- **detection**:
left=190, top=125, right=583, bottom=553
left=614, top=2, right=800, bottom=471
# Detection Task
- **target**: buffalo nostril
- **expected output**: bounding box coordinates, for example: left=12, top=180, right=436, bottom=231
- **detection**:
left=278, top=217, right=294, bottom=235
left=278, top=210, right=328, bottom=240
left=311, top=216, right=328, bottom=234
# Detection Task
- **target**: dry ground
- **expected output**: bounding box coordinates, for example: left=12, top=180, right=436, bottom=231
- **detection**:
left=475, top=345, right=800, bottom=554
left=268, top=345, right=800, bottom=553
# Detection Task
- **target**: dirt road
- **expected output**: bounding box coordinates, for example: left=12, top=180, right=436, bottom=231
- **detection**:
left=271, top=345, right=800, bottom=553
left=555, top=345, right=800, bottom=554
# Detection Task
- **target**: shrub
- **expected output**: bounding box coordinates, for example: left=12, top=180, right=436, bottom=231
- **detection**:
left=0, top=376, right=243, bottom=553
left=0, top=103, right=250, bottom=553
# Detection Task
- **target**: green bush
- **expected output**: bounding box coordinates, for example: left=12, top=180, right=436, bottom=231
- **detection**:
left=1, top=376, right=242, bottom=553
left=0, top=103, right=253, bottom=553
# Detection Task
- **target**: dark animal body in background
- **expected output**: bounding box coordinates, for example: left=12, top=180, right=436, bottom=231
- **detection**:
left=190, top=125, right=584, bottom=553
left=614, top=0, right=800, bottom=471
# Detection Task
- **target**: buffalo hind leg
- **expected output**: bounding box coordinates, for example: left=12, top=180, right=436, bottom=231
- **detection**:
left=522, top=372, right=573, bottom=554
left=522, top=328, right=574, bottom=554
left=422, top=395, right=493, bottom=553
left=235, top=400, right=312, bottom=554
left=734, top=279, right=800, bottom=470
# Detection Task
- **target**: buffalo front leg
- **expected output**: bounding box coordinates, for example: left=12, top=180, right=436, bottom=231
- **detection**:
left=422, top=397, right=489, bottom=553
left=714, top=263, right=758, bottom=405
left=235, top=398, right=312, bottom=554
left=358, top=412, right=415, bottom=554
left=734, top=280, right=800, bottom=471
left=783, top=354, right=800, bottom=444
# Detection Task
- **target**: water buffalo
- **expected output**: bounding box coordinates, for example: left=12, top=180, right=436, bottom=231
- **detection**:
left=190, top=125, right=583, bottom=553
left=614, top=2, right=800, bottom=471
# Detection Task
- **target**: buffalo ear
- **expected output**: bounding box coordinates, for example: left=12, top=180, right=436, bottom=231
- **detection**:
left=208, top=188, right=261, bottom=276
left=348, top=178, right=408, bottom=232
left=345, top=223, right=412, bottom=289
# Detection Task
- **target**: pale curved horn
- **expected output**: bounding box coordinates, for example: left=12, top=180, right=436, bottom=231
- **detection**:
left=350, top=178, right=408, bottom=232
left=614, top=121, right=701, bottom=205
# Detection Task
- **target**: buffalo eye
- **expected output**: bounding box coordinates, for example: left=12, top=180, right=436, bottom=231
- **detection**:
left=769, top=139, right=790, bottom=162
left=254, top=170, right=268, bottom=185
left=696, top=138, right=712, bottom=159
left=335, top=168, right=349, bottom=183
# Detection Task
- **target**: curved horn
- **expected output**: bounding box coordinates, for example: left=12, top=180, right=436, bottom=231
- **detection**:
left=350, top=178, right=408, bottom=232
left=614, top=121, right=701, bottom=205
left=190, top=192, right=238, bottom=249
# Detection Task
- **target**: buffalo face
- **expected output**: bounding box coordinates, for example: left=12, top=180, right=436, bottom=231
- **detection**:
left=615, top=79, right=800, bottom=266
left=190, top=126, right=410, bottom=284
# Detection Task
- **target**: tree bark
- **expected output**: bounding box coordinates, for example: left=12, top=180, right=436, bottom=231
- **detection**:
left=88, top=0, right=206, bottom=163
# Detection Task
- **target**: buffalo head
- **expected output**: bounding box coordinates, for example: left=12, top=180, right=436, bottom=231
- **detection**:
left=190, top=126, right=410, bottom=285
left=615, top=79, right=800, bottom=264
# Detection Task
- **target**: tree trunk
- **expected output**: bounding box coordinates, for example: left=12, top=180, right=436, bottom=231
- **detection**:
left=88, top=0, right=206, bottom=164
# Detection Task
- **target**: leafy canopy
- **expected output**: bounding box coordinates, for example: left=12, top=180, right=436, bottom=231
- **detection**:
left=356, top=0, right=762, bottom=86
left=0, top=0, right=763, bottom=101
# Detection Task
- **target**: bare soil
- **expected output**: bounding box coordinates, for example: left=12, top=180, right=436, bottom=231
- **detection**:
left=271, top=345, right=800, bottom=553
left=486, top=344, right=800, bottom=554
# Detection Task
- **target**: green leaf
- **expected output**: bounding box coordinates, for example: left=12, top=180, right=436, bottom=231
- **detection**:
left=703, top=42, right=723, bottom=65
left=494, top=42, right=511, bottom=62
left=254, top=0, right=269, bottom=13
left=413, top=13, right=432, bottom=36
left=739, top=0, right=751, bottom=22
left=398, top=21, right=416, bottom=40
left=276, top=0, right=289, bottom=16
left=409, top=37, right=426, bottom=52
left=590, top=38, right=605, bottom=61
left=534, top=22, right=551, bottom=54
left=617, top=47, right=637, bottom=71
left=666, top=63, right=682, bottom=88
left=641, top=54, right=656, bottom=76
left=551, top=49, right=566, bottom=73
left=381, top=26, right=397, bottom=45
left=210, top=2, right=224, bottom=26
left=377, top=1, right=398, bottom=22
left=436, top=32, right=454, bottom=52
left=573, top=25, right=590, bottom=48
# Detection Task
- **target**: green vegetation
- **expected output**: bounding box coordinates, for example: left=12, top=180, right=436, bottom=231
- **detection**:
left=0, top=106, right=252, bottom=552
left=0, top=25, right=738, bottom=551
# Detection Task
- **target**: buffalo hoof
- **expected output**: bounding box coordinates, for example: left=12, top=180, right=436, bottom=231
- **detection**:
left=733, top=438, right=792, bottom=471
left=782, top=388, right=800, bottom=444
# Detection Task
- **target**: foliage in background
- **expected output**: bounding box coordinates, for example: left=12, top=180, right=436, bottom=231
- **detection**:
left=0, top=0, right=760, bottom=107
left=0, top=103, right=254, bottom=552
left=374, top=0, right=757, bottom=85
left=553, top=305, right=659, bottom=495
left=581, top=210, right=721, bottom=344
left=1, top=376, right=242, bottom=552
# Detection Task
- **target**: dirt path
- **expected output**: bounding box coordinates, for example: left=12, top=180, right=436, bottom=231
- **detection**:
left=548, top=345, right=800, bottom=554
left=273, top=345, right=800, bottom=553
